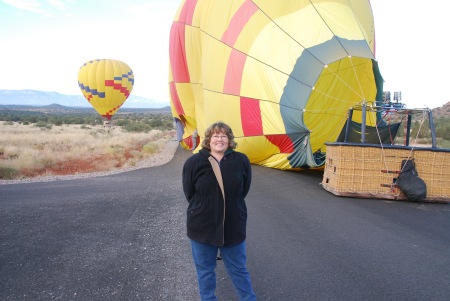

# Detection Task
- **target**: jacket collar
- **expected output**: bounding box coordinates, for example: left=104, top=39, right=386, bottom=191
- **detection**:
left=199, top=148, right=234, bottom=158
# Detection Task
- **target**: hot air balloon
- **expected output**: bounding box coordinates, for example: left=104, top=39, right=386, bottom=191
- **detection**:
left=169, top=0, right=383, bottom=170
left=78, top=59, right=134, bottom=120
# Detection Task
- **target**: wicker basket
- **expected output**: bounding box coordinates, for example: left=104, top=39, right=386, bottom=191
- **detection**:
left=322, top=143, right=450, bottom=203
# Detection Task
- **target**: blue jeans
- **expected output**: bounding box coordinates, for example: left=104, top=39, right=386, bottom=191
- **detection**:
left=190, top=240, right=256, bottom=301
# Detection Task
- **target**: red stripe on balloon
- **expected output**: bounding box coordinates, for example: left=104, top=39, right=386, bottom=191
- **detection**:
left=178, top=0, right=198, bottom=25
left=169, top=22, right=190, bottom=83
left=223, top=49, right=246, bottom=95
left=221, top=0, right=258, bottom=46
left=105, top=80, right=131, bottom=98
left=183, top=136, right=193, bottom=149
left=266, top=135, right=295, bottom=153
left=169, top=82, right=185, bottom=116
left=240, top=97, right=263, bottom=136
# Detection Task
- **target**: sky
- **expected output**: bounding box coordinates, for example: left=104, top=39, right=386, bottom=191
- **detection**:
left=0, top=0, right=449, bottom=109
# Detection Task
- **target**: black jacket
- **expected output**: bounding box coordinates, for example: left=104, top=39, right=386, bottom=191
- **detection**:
left=182, top=148, right=252, bottom=246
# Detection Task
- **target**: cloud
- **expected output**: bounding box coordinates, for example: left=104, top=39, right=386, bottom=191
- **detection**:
left=2, top=0, right=70, bottom=14
left=2, top=0, right=46, bottom=13
left=47, top=0, right=66, bottom=10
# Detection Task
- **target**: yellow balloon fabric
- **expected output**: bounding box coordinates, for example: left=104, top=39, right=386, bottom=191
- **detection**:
left=78, top=59, right=134, bottom=120
left=169, top=0, right=383, bottom=170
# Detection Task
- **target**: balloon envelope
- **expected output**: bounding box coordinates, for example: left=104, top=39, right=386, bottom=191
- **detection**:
left=78, top=59, right=134, bottom=120
left=169, top=0, right=382, bottom=170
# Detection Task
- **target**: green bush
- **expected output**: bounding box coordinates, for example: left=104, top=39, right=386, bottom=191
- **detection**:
left=24, top=116, right=38, bottom=123
left=35, top=121, right=48, bottom=127
left=437, top=138, right=450, bottom=149
left=34, top=122, right=52, bottom=130
left=115, top=119, right=129, bottom=126
left=143, top=142, right=160, bottom=154
left=435, top=118, right=450, bottom=141
left=0, top=167, right=20, bottom=180
left=123, top=122, right=152, bottom=133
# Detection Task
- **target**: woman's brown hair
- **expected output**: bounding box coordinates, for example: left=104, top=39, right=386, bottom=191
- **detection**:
left=201, top=121, right=237, bottom=151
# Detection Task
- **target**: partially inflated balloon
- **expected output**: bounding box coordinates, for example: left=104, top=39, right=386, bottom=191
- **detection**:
left=169, top=0, right=383, bottom=170
left=78, top=59, right=134, bottom=120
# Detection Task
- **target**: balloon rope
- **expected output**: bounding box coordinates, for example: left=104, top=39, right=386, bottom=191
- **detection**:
left=397, top=110, right=427, bottom=171
left=371, top=110, right=401, bottom=196
left=310, top=87, right=358, bottom=106
left=314, top=61, right=364, bottom=101
left=392, top=112, right=426, bottom=195
left=241, top=3, right=367, bottom=106
left=409, top=110, right=428, bottom=149
left=348, top=56, right=366, bottom=102
left=307, top=1, right=369, bottom=104
left=374, top=110, right=427, bottom=196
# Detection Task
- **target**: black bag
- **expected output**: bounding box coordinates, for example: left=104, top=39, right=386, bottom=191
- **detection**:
left=396, top=159, right=427, bottom=201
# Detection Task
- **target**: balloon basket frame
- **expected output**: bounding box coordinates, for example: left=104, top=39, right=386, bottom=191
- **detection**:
left=322, top=143, right=450, bottom=203
left=322, top=105, right=450, bottom=203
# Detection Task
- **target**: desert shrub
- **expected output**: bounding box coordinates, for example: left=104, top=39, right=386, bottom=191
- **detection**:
left=115, top=119, right=129, bottom=126
left=130, top=149, right=143, bottom=159
left=63, top=117, right=86, bottom=124
left=24, top=116, right=38, bottom=123
left=143, top=142, right=160, bottom=154
left=2, top=148, right=20, bottom=160
left=162, top=119, right=175, bottom=130
left=96, top=128, right=109, bottom=134
left=128, top=150, right=144, bottom=165
left=123, top=122, right=152, bottom=133
left=146, top=118, right=162, bottom=127
left=437, top=138, right=450, bottom=148
left=0, top=122, right=175, bottom=179
left=0, top=166, right=20, bottom=180
left=415, top=137, right=432, bottom=145
left=107, top=144, right=124, bottom=155
left=35, top=121, right=49, bottom=127
left=33, top=143, right=46, bottom=151
left=435, top=118, right=450, bottom=140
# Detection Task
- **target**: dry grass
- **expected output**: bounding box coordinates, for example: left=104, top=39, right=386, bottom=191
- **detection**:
left=0, top=122, right=176, bottom=179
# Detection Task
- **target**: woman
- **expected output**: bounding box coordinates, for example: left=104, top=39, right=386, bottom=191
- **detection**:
left=182, top=121, right=256, bottom=301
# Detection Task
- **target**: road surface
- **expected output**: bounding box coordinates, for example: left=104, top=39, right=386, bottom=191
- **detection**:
left=1, top=146, right=450, bottom=300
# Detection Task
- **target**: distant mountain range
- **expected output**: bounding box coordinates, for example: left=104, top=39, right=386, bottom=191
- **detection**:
left=3, top=89, right=449, bottom=119
left=0, top=89, right=170, bottom=109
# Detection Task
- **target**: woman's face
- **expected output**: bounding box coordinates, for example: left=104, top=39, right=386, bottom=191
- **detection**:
left=209, top=130, right=229, bottom=154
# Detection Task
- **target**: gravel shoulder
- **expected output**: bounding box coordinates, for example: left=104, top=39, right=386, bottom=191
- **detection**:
left=0, top=139, right=180, bottom=185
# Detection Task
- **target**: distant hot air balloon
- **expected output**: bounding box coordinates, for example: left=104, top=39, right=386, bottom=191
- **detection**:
left=78, top=59, right=134, bottom=120
left=169, top=0, right=383, bottom=170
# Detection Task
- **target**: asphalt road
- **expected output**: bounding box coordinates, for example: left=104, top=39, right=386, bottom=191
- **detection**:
left=1, top=146, right=450, bottom=301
